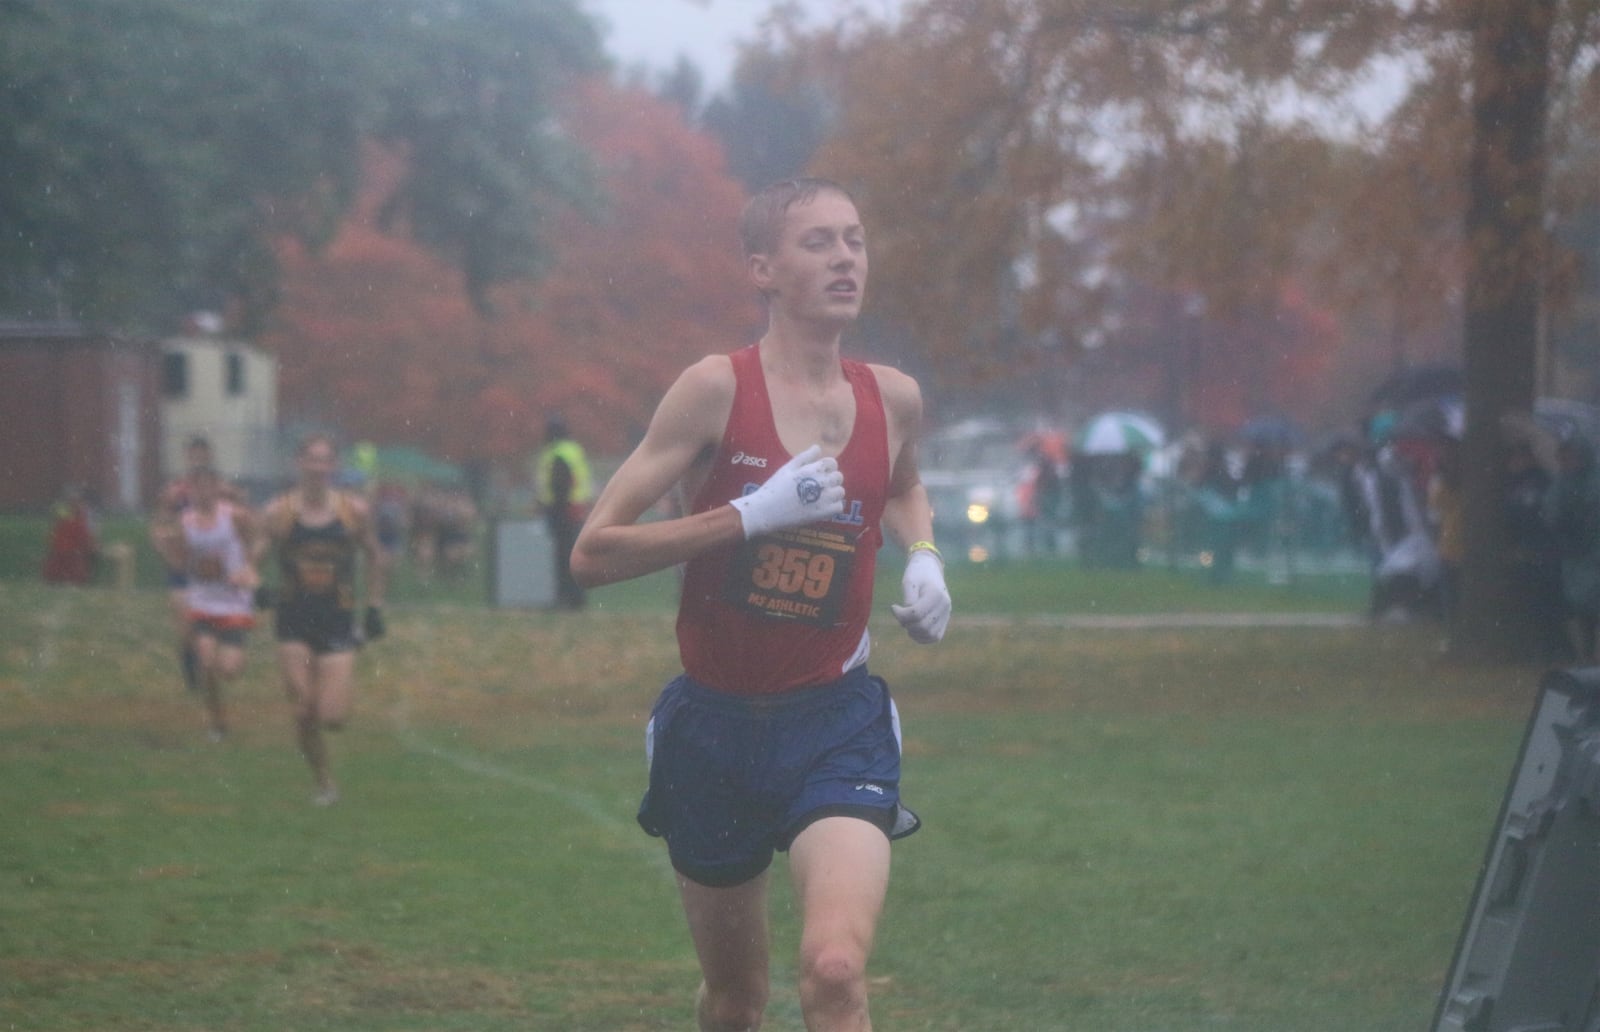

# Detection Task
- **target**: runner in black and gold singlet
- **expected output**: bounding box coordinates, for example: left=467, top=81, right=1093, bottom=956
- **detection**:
left=275, top=492, right=362, bottom=654
left=255, top=435, right=388, bottom=806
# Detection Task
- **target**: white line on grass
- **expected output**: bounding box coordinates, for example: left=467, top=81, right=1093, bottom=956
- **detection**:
left=386, top=686, right=811, bottom=1027
left=386, top=689, right=671, bottom=875
left=382, top=628, right=811, bottom=1029
left=957, top=611, right=1364, bottom=629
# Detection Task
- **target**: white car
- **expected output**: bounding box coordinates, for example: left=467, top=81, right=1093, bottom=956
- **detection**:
left=919, top=419, right=1038, bottom=562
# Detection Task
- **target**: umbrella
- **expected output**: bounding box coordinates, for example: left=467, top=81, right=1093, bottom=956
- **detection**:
left=1370, top=363, right=1464, bottom=408
left=1395, top=395, right=1465, bottom=440
left=1077, top=411, right=1165, bottom=456
left=1535, top=398, right=1600, bottom=445
left=374, top=445, right=465, bottom=485
left=1238, top=413, right=1307, bottom=449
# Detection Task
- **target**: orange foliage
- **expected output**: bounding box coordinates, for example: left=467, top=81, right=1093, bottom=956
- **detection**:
left=262, top=79, right=761, bottom=465
left=787, top=0, right=1476, bottom=429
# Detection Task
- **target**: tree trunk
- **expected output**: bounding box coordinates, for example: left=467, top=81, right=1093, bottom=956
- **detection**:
left=1454, top=0, right=1556, bottom=662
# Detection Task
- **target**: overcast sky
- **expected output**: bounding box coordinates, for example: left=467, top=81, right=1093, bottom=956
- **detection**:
left=583, top=0, right=1405, bottom=132
left=584, top=0, right=779, bottom=90
left=585, top=0, right=908, bottom=91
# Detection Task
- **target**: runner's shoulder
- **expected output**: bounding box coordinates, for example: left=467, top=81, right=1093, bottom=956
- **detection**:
left=336, top=489, right=374, bottom=526
left=659, top=355, right=737, bottom=436
left=867, top=363, right=923, bottom=420
left=674, top=353, right=736, bottom=399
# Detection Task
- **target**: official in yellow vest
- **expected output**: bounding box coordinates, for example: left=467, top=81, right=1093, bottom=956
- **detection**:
left=535, top=417, right=592, bottom=609
left=535, top=433, right=593, bottom=512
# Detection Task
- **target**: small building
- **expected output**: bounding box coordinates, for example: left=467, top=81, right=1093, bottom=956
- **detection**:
left=0, top=322, right=164, bottom=513
left=159, top=333, right=280, bottom=490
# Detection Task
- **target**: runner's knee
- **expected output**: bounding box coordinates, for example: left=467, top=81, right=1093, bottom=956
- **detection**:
left=799, top=941, right=869, bottom=1007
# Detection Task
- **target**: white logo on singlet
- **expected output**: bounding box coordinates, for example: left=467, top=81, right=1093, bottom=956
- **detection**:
left=731, top=452, right=768, bottom=468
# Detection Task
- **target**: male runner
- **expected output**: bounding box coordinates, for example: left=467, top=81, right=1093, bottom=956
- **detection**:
left=150, top=436, right=241, bottom=693
left=152, top=466, right=259, bottom=741
left=571, top=177, right=950, bottom=1032
left=254, top=434, right=388, bottom=805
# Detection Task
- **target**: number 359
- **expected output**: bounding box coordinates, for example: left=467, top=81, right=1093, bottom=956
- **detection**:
left=751, top=544, right=834, bottom=599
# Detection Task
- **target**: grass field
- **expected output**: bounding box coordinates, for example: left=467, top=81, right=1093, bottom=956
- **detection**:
left=0, top=571, right=1544, bottom=1031
left=8, top=509, right=1372, bottom=614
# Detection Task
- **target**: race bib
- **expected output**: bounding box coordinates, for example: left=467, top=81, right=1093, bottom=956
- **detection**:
left=192, top=552, right=226, bottom=583
left=294, top=557, right=337, bottom=594
left=725, top=525, right=856, bottom=625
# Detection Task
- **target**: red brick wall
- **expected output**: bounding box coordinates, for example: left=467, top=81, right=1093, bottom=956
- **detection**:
left=0, top=332, right=163, bottom=513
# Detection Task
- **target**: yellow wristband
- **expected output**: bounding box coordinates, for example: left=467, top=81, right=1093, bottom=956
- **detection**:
left=908, top=540, right=942, bottom=563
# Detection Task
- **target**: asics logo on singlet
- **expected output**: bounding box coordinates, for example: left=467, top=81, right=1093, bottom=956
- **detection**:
left=731, top=452, right=768, bottom=468
left=855, top=783, right=886, bottom=796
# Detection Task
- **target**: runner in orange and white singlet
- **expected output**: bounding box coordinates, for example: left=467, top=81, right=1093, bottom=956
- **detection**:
left=167, top=465, right=259, bottom=741
left=149, top=435, right=247, bottom=695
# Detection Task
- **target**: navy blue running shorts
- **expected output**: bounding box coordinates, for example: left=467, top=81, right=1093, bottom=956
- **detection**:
left=637, top=665, right=919, bottom=888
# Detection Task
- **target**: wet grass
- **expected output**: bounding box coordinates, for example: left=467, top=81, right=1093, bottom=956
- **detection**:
left=4, top=513, right=1369, bottom=617
left=0, top=577, right=1538, bottom=1030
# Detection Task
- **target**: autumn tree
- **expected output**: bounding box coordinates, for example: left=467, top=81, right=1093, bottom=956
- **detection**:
left=1543, top=18, right=1600, bottom=397
left=266, top=144, right=482, bottom=458
left=0, top=0, right=602, bottom=331
left=702, top=46, right=835, bottom=191
left=771, top=2, right=1400, bottom=422
left=263, top=80, right=759, bottom=470
left=1455, top=0, right=1560, bottom=661
left=767, top=1, right=1591, bottom=398
left=761, top=0, right=1598, bottom=660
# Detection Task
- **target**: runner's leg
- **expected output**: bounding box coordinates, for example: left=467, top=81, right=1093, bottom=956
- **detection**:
left=679, top=871, right=771, bottom=1031
left=170, top=589, right=197, bottom=692
left=788, top=816, right=891, bottom=1032
left=307, top=650, right=357, bottom=802
left=312, top=651, right=357, bottom=728
left=277, top=640, right=332, bottom=796
left=191, top=630, right=227, bottom=738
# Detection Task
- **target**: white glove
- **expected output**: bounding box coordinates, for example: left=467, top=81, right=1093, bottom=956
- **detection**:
left=728, top=444, right=846, bottom=539
left=891, top=548, right=950, bottom=644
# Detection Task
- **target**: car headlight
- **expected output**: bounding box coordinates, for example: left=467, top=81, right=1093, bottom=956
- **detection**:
left=966, top=486, right=997, bottom=524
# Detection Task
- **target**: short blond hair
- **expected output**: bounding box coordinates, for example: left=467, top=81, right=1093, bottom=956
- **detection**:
left=738, top=177, right=856, bottom=258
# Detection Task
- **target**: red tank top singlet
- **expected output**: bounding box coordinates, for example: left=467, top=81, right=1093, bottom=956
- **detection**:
left=677, top=345, right=890, bottom=695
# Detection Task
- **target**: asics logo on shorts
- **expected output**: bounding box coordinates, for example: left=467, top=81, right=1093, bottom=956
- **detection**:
left=855, top=782, right=886, bottom=796
left=731, top=451, right=768, bottom=468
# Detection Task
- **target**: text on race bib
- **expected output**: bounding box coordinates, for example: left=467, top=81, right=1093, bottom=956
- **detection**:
left=724, top=524, right=856, bottom=625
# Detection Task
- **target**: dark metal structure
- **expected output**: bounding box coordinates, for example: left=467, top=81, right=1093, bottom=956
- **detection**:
left=1432, top=666, right=1600, bottom=1032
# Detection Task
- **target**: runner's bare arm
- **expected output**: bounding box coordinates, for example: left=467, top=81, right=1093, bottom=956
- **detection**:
left=229, top=507, right=262, bottom=590
left=249, top=497, right=283, bottom=567
left=571, top=357, right=742, bottom=588
left=149, top=485, right=184, bottom=570
left=149, top=519, right=185, bottom=571
left=350, top=496, right=388, bottom=608
left=874, top=366, right=936, bottom=550
left=875, top=366, right=950, bottom=642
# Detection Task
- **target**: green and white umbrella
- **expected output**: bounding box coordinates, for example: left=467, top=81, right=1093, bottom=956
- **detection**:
left=373, top=445, right=465, bottom=485
left=1076, top=411, right=1165, bottom=456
